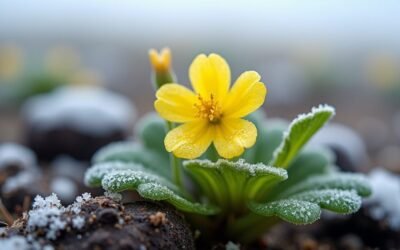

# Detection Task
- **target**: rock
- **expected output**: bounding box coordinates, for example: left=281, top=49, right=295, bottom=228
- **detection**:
left=22, top=86, right=136, bottom=161
left=308, top=123, right=368, bottom=172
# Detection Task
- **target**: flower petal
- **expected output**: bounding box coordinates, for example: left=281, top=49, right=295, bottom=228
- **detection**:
left=223, top=71, right=267, bottom=118
left=213, top=118, right=257, bottom=159
left=165, top=121, right=213, bottom=159
left=189, top=53, right=230, bottom=101
left=155, top=83, right=198, bottom=123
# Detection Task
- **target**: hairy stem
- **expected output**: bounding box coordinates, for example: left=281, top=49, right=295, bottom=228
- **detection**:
left=166, top=121, right=183, bottom=189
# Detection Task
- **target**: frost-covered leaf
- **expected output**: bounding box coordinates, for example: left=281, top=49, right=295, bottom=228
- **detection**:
left=290, top=189, right=361, bottom=214
left=135, top=113, right=168, bottom=156
left=270, top=105, right=335, bottom=168
left=101, top=170, right=219, bottom=215
left=268, top=149, right=333, bottom=197
left=102, top=169, right=178, bottom=193
left=92, top=142, right=170, bottom=178
left=137, top=183, right=220, bottom=215
left=248, top=189, right=362, bottom=224
left=84, top=161, right=147, bottom=187
left=278, top=173, right=372, bottom=198
left=248, top=199, right=321, bottom=224
left=184, top=159, right=287, bottom=210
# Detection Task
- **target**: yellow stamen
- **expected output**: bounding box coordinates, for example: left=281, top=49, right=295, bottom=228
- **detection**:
left=194, top=94, right=222, bottom=123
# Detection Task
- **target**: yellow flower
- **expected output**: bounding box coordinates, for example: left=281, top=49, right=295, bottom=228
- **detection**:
left=149, top=48, right=172, bottom=72
left=155, top=53, right=267, bottom=159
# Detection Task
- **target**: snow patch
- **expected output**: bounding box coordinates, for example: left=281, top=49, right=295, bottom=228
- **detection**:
left=23, top=86, right=135, bottom=136
left=27, top=193, right=92, bottom=240
left=366, top=169, right=400, bottom=230
left=0, top=143, right=37, bottom=169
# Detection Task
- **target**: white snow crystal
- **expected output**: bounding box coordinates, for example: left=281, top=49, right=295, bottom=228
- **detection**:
left=72, top=216, right=85, bottom=230
left=365, top=168, right=400, bottom=230
left=27, top=193, right=93, bottom=240
left=0, top=236, right=29, bottom=250
left=104, top=191, right=122, bottom=202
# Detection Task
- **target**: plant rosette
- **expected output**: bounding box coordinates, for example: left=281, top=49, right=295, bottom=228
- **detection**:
left=84, top=49, right=371, bottom=244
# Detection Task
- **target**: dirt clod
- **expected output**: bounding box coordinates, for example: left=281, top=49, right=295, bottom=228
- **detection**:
left=149, top=211, right=167, bottom=227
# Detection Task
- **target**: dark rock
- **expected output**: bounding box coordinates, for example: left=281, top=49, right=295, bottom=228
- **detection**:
left=22, top=87, right=135, bottom=162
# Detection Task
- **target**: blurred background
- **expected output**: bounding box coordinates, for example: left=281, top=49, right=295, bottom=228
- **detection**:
left=0, top=0, right=400, bottom=171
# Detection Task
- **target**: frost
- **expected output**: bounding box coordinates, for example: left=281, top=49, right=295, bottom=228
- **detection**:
left=104, top=191, right=123, bottom=202
left=279, top=173, right=371, bottom=198
left=184, top=159, right=287, bottom=179
left=365, top=169, right=400, bottom=230
left=270, top=104, right=335, bottom=168
left=184, top=159, right=288, bottom=205
left=0, top=236, right=29, bottom=250
left=22, top=86, right=135, bottom=136
left=27, top=193, right=92, bottom=240
left=101, top=169, right=176, bottom=193
left=0, top=143, right=37, bottom=169
left=72, top=216, right=85, bottom=230
left=249, top=199, right=321, bottom=224
left=84, top=161, right=145, bottom=186
left=70, top=192, right=92, bottom=214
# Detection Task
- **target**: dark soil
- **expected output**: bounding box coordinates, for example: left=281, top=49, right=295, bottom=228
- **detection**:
left=2, top=196, right=195, bottom=250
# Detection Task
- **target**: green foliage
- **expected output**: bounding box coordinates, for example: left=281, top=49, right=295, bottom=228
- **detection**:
left=85, top=105, right=372, bottom=243
left=184, top=159, right=287, bottom=211
left=85, top=162, right=218, bottom=215
left=93, top=142, right=170, bottom=178
left=270, top=104, right=335, bottom=168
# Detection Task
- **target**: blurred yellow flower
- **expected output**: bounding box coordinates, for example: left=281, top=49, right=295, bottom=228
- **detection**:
left=0, top=44, right=23, bottom=81
left=155, top=53, right=267, bottom=159
left=149, top=48, right=172, bottom=73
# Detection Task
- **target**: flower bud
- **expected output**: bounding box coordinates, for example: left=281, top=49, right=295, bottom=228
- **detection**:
left=148, top=48, right=176, bottom=89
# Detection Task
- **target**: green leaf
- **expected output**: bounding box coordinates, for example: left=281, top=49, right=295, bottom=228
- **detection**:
left=137, top=183, right=220, bottom=215
left=135, top=113, right=168, bottom=156
left=278, top=173, right=372, bottom=199
left=101, top=169, right=219, bottom=215
left=184, top=159, right=287, bottom=211
left=243, top=111, right=288, bottom=164
left=248, top=199, right=321, bottom=224
left=248, top=189, right=362, bottom=224
left=92, top=142, right=170, bottom=178
left=290, top=189, right=361, bottom=214
left=84, top=161, right=147, bottom=187
left=270, top=104, right=335, bottom=168
left=268, top=149, right=333, bottom=198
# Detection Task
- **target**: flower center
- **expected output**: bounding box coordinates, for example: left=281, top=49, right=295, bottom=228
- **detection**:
left=194, top=94, right=222, bottom=123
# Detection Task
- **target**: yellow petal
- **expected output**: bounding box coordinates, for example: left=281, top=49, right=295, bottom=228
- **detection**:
left=213, top=118, right=257, bottom=159
left=165, top=121, right=213, bottom=159
left=149, top=48, right=171, bottom=72
left=189, top=53, right=230, bottom=101
left=223, top=71, right=267, bottom=118
left=155, top=83, right=198, bottom=123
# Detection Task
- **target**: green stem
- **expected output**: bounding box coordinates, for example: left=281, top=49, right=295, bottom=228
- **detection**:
left=166, top=121, right=183, bottom=189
